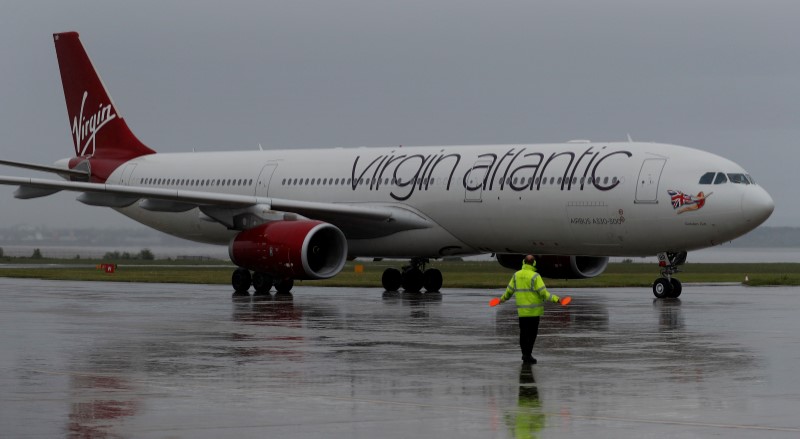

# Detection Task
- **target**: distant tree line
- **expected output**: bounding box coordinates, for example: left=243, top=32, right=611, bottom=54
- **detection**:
left=102, top=249, right=155, bottom=260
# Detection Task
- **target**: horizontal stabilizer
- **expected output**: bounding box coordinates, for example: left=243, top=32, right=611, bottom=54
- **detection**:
left=0, top=159, right=89, bottom=179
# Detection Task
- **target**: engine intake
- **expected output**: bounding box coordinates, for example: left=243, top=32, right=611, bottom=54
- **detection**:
left=229, top=220, right=347, bottom=280
left=496, top=254, right=608, bottom=279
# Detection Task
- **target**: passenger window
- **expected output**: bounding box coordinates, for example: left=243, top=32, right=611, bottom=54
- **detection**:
left=699, top=172, right=715, bottom=184
left=714, top=173, right=728, bottom=185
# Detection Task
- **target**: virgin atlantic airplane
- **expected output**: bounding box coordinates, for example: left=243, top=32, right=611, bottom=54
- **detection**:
left=0, top=32, right=774, bottom=298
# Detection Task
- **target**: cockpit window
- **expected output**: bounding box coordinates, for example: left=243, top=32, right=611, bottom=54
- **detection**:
left=699, top=172, right=715, bottom=184
left=713, top=173, right=728, bottom=185
left=727, top=173, right=751, bottom=184
left=746, top=174, right=755, bottom=184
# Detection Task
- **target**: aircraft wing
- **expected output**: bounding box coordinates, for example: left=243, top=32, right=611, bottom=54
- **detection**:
left=0, top=175, right=432, bottom=237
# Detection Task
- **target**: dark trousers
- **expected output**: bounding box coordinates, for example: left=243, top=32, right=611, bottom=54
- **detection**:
left=518, top=316, right=541, bottom=358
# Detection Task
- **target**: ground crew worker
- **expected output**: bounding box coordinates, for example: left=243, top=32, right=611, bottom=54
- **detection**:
left=498, top=255, right=566, bottom=364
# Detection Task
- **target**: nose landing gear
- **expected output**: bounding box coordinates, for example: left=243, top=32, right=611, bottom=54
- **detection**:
left=652, top=251, right=686, bottom=299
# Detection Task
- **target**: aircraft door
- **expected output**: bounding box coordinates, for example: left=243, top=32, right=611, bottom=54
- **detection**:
left=256, top=163, right=278, bottom=197
left=464, top=159, right=492, bottom=202
left=117, top=163, right=137, bottom=186
left=635, top=158, right=666, bottom=204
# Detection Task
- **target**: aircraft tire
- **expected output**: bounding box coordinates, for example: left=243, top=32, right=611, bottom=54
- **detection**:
left=668, top=278, right=682, bottom=298
left=252, top=272, right=273, bottom=295
left=401, top=268, right=424, bottom=292
left=381, top=268, right=402, bottom=291
left=423, top=268, right=443, bottom=292
left=275, top=278, right=294, bottom=294
left=652, top=278, right=672, bottom=299
left=232, top=268, right=252, bottom=293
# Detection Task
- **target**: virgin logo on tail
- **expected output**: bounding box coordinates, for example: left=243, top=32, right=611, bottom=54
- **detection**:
left=71, top=91, right=116, bottom=157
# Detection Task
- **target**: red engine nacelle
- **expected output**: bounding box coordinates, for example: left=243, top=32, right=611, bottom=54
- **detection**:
left=496, top=253, right=608, bottom=279
left=229, top=220, right=348, bottom=280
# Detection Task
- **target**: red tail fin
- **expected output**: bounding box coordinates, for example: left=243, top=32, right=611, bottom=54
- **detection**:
left=54, top=32, right=154, bottom=165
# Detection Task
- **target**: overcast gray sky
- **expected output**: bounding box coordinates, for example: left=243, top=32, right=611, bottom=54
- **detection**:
left=1, top=0, right=798, bottom=229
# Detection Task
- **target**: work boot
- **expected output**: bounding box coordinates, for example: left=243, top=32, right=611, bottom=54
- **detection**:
left=522, top=355, right=537, bottom=365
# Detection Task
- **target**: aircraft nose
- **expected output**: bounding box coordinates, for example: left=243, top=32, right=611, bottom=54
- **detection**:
left=741, top=187, right=774, bottom=226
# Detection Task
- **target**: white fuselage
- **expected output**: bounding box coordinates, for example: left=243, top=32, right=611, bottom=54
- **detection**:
left=109, top=142, right=773, bottom=258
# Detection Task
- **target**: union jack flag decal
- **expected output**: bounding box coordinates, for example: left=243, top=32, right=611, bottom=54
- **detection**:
left=668, top=190, right=711, bottom=214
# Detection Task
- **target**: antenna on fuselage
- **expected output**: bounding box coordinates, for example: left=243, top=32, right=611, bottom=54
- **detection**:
left=627, top=133, right=634, bottom=142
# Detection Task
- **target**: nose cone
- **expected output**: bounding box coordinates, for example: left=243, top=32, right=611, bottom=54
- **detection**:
left=741, top=187, right=774, bottom=226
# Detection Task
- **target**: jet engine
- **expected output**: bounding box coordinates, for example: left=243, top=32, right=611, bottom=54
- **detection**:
left=496, top=254, right=608, bottom=279
left=229, top=220, right=348, bottom=280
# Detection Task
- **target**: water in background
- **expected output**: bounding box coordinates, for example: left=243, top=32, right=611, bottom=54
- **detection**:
left=1, top=245, right=228, bottom=260
left=611, top=247, right=800, bottom=263
left=3, top=244, right=799, bottom=263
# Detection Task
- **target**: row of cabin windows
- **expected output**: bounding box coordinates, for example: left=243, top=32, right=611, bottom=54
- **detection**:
left=281, top=175, right=619, bottom=187
left=698, top=172, right=754, bottom=185
left=140, top=177, right=254, bottom=187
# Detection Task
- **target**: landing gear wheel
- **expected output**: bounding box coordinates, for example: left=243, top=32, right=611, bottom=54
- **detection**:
left=652, top=277, right=672, bottom=299
left=381, top=268, right=402, bottom=291
left=231, top=268, right=252, bottom=294
left=423, top=268, right=443, bottom=292
left=402, top=268, right=424, bottom=292
left=668, top=278, right=682, bottom=298
left=252, top=272, right=273, bottom=295
left=275, top=278, right=294, bottom=294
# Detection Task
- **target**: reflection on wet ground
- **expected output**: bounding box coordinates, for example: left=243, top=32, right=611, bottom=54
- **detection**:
left=1, top=279, right=799, bottom=438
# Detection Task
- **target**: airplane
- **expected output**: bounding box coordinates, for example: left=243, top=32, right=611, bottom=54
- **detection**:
left=0, top=32, right=774, bottom=299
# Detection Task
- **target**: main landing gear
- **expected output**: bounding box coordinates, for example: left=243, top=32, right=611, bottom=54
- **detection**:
left=231, top=268, right=294, bottom=296
left=381, top=257, right=443, bottom=292
left=652, top=251, right=687, bottom=299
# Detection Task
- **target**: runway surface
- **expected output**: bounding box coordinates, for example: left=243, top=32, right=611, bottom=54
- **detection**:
left=1, top=279, right=799, bottom=438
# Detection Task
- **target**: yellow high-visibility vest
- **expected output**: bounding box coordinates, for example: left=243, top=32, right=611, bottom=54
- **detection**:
left=500, top=263, right=560, bottom=317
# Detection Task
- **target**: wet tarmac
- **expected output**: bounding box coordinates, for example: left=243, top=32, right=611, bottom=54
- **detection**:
left=1, top=279, right=799, bottom=438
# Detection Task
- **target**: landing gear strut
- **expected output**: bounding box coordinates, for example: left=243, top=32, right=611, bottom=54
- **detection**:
left=652, top=252, right=686, bottom=299
left=381, top=257, right=442, bottom=292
